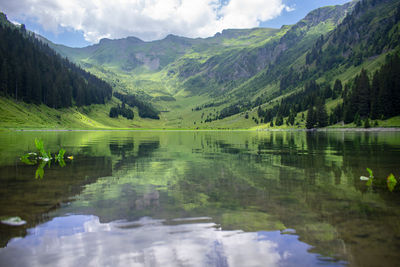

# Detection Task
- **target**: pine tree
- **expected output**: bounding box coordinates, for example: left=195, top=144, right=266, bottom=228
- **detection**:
left=316, top=101, right=328, bottom=128
left=378, top=59, right=394, bottom=118
left=354, top=113, right=361, bottom=127
left=275, top=115, right=283, bottom=126
left=109, top=107, right=119, bottom=118
left=364, top=117, right=370, bottom=128
left=370, top=71, right=380, bottom=119
left=332, top=79, right=342, bottom=99
left=356, top=69, right=371, bottom=117
left=288, top=110, right=296, bottom=126
left=306, top=106, right=316, bottom=129
left=343, top=82, right=357, bottom=123
left=0, top=59, right=8, bottom=95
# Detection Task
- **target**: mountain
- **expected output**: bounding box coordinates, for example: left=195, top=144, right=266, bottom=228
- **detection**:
left=51, top=1, right=355, bottom=94
left=51, top=28, right=279, bottom=72
left=50, top=1, right=354, bottom=99
left=2, top=0, right=400, bottom=129
left=47, top=0, right=359, bottom=126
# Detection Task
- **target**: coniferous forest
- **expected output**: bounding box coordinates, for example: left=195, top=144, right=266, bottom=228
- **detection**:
left=0, top=15, right=112, bottom=109
left=256, top=52, right=400, bottom=129
left=113, top=92, right=160, bottom=120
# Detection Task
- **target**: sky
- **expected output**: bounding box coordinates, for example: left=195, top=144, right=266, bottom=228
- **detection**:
left=0, top=0, right=352, bottom=47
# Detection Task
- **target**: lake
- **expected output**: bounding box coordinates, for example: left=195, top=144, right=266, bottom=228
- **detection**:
left=0, top=130, right=400, bottom=266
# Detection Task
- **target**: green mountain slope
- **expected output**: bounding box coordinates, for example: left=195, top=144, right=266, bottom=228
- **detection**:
left=0, top=13, right=113, bottom=109
left=48, top=1, right=356, bottom=106
left=51, top=2, right=355, bottom=99
left=52, top=28, right=280, bottom=72
left=2, top=0, right=400, bottom=129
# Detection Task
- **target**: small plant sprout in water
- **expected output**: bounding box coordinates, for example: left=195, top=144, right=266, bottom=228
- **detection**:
left=360, top=167, right=374, bottom=186
left=34, top=138, right=51, bottom=161
left=360, top=168, right=398, bottom=192
left=387, top=174, right=397, bottom=192
left=55, top=148, right=66, bottom=167
left=20, top=138, right=72, bottom=179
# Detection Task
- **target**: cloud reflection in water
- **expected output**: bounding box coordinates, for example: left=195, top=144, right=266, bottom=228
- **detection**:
left=0, top=215, right=344, bottom=267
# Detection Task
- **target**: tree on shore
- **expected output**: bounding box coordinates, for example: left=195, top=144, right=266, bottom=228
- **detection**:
left=306, top=106, right=316, bottom=129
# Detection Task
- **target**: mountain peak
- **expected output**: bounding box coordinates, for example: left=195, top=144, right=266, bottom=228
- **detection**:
left=99, top=38, right=112, bottom=44
left=165, top=34, right=179, bottom=39
left=164, top=34, right=190, bottom=42
left=301, top=1, right=357, bottom=27
left=98, top=36, right=144, bottom=45
left=126, top=36, right=144, bottom=43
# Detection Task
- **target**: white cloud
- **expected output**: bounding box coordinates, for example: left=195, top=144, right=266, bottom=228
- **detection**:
left=0, top=0, right=290, bottom=43
left=219, top=0, right=286, bottom=29
left=285, top=5, right=296, bottom=12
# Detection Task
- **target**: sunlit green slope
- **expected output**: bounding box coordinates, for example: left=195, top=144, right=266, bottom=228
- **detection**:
left=41, top=2, right=358, bottom=129
left=3, top=0, right=400, bottom=129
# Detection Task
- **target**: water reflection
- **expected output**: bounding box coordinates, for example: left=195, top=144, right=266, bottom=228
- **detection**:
left=0, top=155, right=112, bottom=247
left=0, top=215, right=345, bottom=267
left=1, top=131, right=400, bottom=266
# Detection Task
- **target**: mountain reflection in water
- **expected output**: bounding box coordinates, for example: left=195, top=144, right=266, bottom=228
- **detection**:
left=1, top=131, right=400, bottom=267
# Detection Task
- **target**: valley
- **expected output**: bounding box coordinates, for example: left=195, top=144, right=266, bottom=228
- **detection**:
left=1, top=0, right=400, bottom=129
left=2, top=2, right=400, bottom=266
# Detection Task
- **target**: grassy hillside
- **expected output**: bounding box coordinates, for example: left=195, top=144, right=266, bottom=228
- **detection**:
left=0, top=97, right=159, bottom=129
left=2, top=0, right=400, bottom=130
left=51, top=3, right=355, bottom=99
left=2, top=93, right=399, bottom=130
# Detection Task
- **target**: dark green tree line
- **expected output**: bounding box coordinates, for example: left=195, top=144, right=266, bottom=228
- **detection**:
left=109, top=103, right=134, bottom=120
left=343, top=53, right=400, bottom=122
left=0, top=14, right=112, bottom=108
left=114, top=92, right=160, bottom=119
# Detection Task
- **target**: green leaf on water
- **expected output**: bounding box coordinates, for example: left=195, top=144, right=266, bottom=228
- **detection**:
left=35, top=161, right=46, bottom=179
left=35, top=167, right=44, bottom=179
left=35, top=138, right=46, bottom=157
left=55, top=148, right=66, bottom=167
left=34, top=138, right=43, bottom=151
left=20, top=153, right=36, bottom=165
left=366, top=168, right=374, bottom=179
left=57, top=149, right=66, bottom=159
left=387, top=173, right=397, bottom=192
left=363, top=168, right=374, bottom=186
left=58, top=158, right=66, bottom=167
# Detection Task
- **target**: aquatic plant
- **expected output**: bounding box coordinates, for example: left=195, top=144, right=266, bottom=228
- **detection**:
left=20, top=139, right=71, bottom=179
left=360, top=168, right=398, bottom=192
left=360, top=167, right=374, bottom=186
left=55, top=148, right=66, bottom=167
left=387, top=174, right=397, bottom=192
left=34, top=138, right=51, bottom=161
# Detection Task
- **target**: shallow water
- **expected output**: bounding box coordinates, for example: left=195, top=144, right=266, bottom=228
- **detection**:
left=1, top=131, right=400, bottom=266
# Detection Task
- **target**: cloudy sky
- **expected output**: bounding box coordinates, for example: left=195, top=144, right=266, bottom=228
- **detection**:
left=0, top=0, right=352, bottom=47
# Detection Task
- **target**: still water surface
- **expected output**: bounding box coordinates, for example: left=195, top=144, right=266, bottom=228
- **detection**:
left=0, top=131, right=400, bottom=266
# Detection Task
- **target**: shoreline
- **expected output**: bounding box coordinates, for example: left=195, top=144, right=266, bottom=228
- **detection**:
left=316, top=127, right=400, bottom=132
left=258, top=127, right=400, bottom=132
left=1, top=127, right=400, bottom=132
